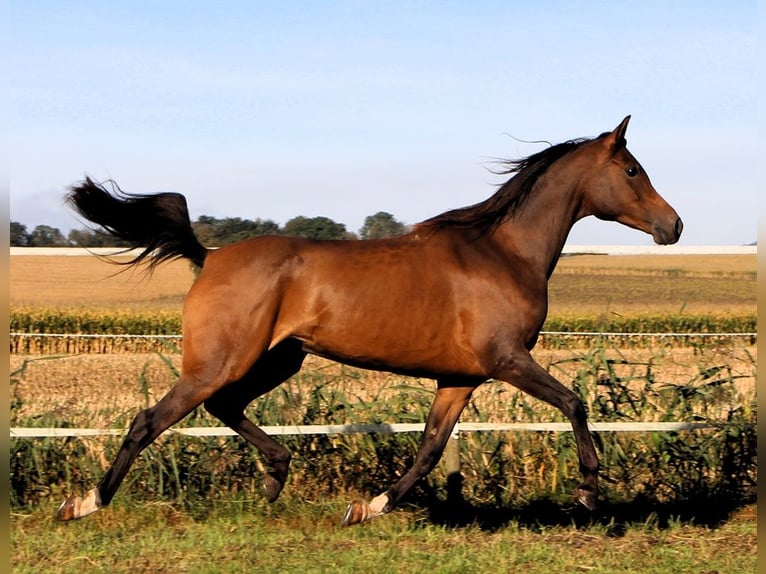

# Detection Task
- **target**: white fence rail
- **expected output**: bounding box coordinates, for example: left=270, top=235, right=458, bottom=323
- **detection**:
left=10, top=421, right=714, bottom=439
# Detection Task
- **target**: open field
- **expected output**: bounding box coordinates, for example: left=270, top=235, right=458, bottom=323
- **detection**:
left=9, top=253, right=757, bottom=315
left=9, top=255, right=197, bottom=311
left=548, top=254, right=756, bottom=315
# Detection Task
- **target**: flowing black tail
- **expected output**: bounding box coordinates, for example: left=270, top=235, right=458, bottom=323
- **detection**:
left=66, top=178, right=208, bottom=270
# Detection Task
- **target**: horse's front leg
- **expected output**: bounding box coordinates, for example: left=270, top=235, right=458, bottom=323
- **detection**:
left=341, top=381, right=476, bottom=526
left=494, top=350, right=600, bottom=510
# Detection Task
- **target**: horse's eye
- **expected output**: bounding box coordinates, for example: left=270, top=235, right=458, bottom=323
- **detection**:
left=625, top=166, right=638, bottom=177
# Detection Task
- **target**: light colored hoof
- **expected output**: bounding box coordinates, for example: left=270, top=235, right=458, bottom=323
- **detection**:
left=56, top=496, right=78, bottom=522
left=55, top=488, right=102, bottom=522
left=340, top=500, right=369, bottom=527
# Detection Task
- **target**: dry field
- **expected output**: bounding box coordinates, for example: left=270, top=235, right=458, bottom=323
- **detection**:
left=9, top=252, right=757, bottom=315
left=9, top=255, right=196, bottom=311
left=11, top=345, right=757, bottom=428
left=549, top=253, right=756, bottom=315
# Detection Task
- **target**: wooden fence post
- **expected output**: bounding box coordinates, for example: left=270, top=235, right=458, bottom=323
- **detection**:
left=444, top=434, right=460, bottom=477
left=444, top=431, right=463, bottom=504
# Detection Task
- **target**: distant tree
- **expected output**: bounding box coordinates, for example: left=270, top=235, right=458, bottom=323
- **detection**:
left=191, top=216, right=218, bottom=246
left=27, top=225, right=67, bottom=247
left=192, top=215, right=280, bottom=246
left=283, top=216, right=347, bottom=240
left=253, top=219, right=281, bottom=236
left=67, top=228, right=131, bottom=247
left=359, top=211, right=407, bottom=239
left=218, top=217, right=280, bottom=243
left=68, top=228, right=97, bottom=247
left=10, top=221, right=29, bottom=246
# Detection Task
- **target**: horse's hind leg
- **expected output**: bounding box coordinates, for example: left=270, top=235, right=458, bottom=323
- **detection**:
left=341, top=379, right=477, bottom=526
left=203, top=339, right=307, bottom=502
left=56, top=372, right=220, bottom=521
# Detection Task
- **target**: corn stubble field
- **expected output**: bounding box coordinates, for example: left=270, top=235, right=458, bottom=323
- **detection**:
left=10, top=252, right=757, bottom=573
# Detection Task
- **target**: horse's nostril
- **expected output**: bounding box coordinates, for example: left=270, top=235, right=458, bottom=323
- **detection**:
left=675, top=218, right=683, bottom=237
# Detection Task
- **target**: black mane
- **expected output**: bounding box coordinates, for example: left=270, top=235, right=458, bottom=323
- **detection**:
left=416, top=136, right=594, bottom=235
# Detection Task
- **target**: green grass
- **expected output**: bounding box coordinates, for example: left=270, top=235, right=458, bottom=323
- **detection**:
left=11, top=498, right=757, bottom=574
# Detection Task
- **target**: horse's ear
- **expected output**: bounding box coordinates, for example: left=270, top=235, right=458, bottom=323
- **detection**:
left=603, top=115, right=631, bottom=155
left=614, top=115, right=631, bottom=141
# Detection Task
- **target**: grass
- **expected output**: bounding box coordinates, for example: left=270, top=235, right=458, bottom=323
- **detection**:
left=10, top=345, right=756, bottom=573
left=10, top=499, right=757, bottom=574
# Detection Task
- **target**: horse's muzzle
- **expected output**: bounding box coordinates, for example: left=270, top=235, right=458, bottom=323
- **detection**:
left=653, top=216, right=683, bottom=245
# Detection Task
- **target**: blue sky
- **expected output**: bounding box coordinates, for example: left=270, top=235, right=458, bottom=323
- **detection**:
left=9, top=1, right=758, bottom=244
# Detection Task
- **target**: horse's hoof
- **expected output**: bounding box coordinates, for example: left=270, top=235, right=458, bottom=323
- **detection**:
left=340, top=500, right=368, bottom=527
left=576, top=486, right=598, bottom=511
left=55, top=488, right=101, bottom=521
left=56, top=496, right=77, bottom=522
left=263, top=474, right=284, bottom=503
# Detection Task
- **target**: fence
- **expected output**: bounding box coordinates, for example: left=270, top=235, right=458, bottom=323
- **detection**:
left=9, top=421, right=713, bottom=439
left=8, top=422, right=718, bottom=480
left=10, top=245, right=757, bottom=504
left=8, top=331, right=759, bottom=341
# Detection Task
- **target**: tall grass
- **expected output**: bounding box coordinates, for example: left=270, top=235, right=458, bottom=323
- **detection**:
left=10, top=343, right=756, bottom=516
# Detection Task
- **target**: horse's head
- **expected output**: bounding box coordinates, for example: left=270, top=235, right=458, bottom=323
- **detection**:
left=578, top=116, right=682, bottom=245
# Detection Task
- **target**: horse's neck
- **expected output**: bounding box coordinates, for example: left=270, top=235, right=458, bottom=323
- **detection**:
left=490, top=169, right=584, bottom=280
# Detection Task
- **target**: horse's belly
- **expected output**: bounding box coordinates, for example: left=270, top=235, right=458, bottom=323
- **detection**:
left=294, top=325, right=485, bottom=380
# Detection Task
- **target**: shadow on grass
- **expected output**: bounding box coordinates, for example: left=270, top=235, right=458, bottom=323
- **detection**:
left=414, top=476, right=754, bottom=535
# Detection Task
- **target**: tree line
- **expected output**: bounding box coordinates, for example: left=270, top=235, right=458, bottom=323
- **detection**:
left=10, top=211, right=409, bottom=247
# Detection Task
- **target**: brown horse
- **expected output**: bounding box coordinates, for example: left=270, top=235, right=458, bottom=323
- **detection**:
left=56, top=116, right=682, bottom=525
